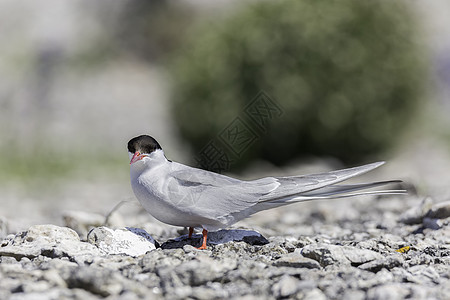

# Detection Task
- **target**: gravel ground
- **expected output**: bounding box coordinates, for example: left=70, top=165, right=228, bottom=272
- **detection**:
left=1, top=191, right=449, bottom=299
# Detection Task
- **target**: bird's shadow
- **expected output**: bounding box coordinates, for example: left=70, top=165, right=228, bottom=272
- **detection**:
left=160, top=229, right=269, bottom=250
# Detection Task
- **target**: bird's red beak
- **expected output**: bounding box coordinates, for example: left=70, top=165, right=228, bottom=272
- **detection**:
left=130, top=152, right=146, bottom=164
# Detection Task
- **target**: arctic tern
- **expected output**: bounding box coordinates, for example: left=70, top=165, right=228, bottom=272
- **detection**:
left=128, top=135, right=405, bottom=249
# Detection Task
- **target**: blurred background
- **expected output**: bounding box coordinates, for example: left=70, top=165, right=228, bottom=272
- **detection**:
left=1, top=0, right=450, bottom=235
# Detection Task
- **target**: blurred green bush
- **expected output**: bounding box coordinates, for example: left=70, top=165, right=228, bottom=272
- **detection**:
left=169, top=0, right=426, bottom=168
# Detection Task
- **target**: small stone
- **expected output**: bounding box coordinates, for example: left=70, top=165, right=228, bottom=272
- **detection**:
left=191, top=285, right=227, bottom=300
left=301, top=243, right=383, bottom=266
left=426, top=200, right=450, bottom=219
left=423, top=217, right=442, bottom=230
left=42, top=269, right=67, bottom=288
left=341, top=290, right=365, bottom=300
left=274, top=252, right=321, bottom=269
left=357, top=268, right=394, bottom=289
left=408, top=265, right=440, bottom=283
left=303, top=288, right=327, bottom=300
left=271, top=275, right=301, bottom=298
left=358, top=255, right=404, bottom=272
left=157, top=256, right=236, bottom=287
left=0, top=256, right=18, bottom=264
left=366, top=283, right=411, bottom=300
left=398, top=197, right=433, bottom=224
left=64, top=266, right=122, bottom=297
left=87, top=227, right=157, bottom=257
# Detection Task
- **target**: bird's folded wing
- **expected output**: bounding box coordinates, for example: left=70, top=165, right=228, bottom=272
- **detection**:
left=165, top=162, right=386, bottom=220
left=166, top=167, right=278, bottom=220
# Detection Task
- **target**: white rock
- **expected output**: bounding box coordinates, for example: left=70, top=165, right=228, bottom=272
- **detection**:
left=87, top=227, right=156, bottom=257
left=0, top=224, right=100, bottom=261
left=367, top=283, right=411, bottom=300
left=271, top=275, right=301, bottom=298
left=303, top=288, right=327, bottom=300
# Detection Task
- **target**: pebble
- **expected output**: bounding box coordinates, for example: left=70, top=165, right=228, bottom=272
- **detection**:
left=273, top=252, right=321, bottom=269
left=301, top=243, right=383, bottom=266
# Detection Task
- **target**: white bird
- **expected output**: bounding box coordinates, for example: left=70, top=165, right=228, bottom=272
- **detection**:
left=128, top=135, right=405, bottom=249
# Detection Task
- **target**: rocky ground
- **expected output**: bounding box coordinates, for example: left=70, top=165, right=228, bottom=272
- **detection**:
left=0, top=192, right=449, bottom=300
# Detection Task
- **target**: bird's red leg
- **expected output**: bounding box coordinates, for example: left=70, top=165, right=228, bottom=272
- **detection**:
left=196, top=229, right=208, bottom=250
left=188, top=227, right=194, bottom=239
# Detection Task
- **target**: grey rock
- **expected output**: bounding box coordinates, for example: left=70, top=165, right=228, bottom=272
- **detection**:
left=161, top=229, right=268, bottom=249
left=408, top=265, right=440, bottom=283
left=367, top=283, right=409, bottom=300
left=87, top=226, right=157, bottom=257
left=358, top=255, right=404, bottom=272
left=168, top=286, right=193, bottom=299
left=423, top=217, right=443, bottom=230
left=301, top=243, right=383, bottom=266
left=357, top=268, right=395, bottom=289
left=157, top=255, right=237, bottom=287
left=426, top=200, right=450, bottom=219
left=63, top=265, right=149, bottom=298
left=366, top=283, right=431, bottom=300
left=0, top=224, right=99, bottom=262
left=203, top=229, right=268, bottom=245
left=273, top=252, right=321, bottom=269
left=0, top=256, right=19, bottom=264
left=222, top=260, right=269, bottom=283
left=398, top=197, right=433, bottom=224
left=139, top=248, right=186, bottom=273
left=191, top=284, right=228, bottom=300
left=64, top=266, right=121, bottom=297
left=341, top=290, right=365, bottom=300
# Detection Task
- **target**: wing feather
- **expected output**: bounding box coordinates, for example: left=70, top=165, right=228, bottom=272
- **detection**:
left=165, top=164, right=279, bottom=222
left=164, top=161, right=392, bottom=225
left=260, top=162, right=385, bottom=202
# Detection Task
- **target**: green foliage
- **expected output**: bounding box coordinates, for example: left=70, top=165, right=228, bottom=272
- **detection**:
left=169, top=0, right=426, bottom=168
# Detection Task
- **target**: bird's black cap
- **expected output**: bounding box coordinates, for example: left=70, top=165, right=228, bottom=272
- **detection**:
left=128, top=135, right=162, bottom=154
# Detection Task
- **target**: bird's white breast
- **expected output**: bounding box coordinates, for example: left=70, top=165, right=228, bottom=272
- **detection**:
left=130, top=161, right=205, bottom=228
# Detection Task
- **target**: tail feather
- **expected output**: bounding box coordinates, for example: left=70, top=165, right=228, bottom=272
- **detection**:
left=241, top=163, right=406, bottom=218
left=273, top=188, right=407, bottom=204
left=300, top=180, right=403, bottom=197
left=268, top=179, right=406, bottom=205
left=260, top=161, right=394, bottom=203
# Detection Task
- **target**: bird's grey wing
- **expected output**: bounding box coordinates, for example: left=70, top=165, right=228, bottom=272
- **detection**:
left=260, top=161, right=386, bottom=202
left=166, top=165, right=279, bottom=222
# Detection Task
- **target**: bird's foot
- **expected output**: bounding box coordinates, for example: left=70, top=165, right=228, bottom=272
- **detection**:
left=196, top=229, right=208, bottom=250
